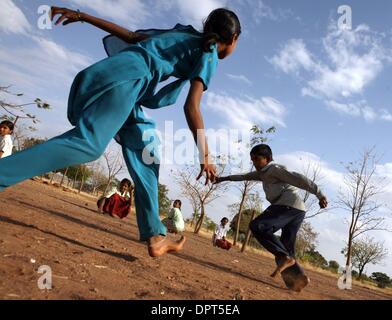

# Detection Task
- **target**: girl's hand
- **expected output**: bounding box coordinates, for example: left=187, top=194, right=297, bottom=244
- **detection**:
left=197, top=163, right=216, bottom=185
left=51, top=6, right=82, bottom=26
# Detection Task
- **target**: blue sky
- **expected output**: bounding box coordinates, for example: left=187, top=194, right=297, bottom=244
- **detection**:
left=1, top=0, right=391, bottom=277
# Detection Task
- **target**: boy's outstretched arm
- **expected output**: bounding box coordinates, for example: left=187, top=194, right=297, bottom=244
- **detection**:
left=215, top=171, right=261, bottom=183
left=272, top=166, right=328, bottom=207
left=50, top=7, right=148, bottom=44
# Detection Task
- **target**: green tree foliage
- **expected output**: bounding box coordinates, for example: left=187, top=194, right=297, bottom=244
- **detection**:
left=20, top=137, right=47, bottom=150
left=301, top=250, right=328, bottom=268
left=158, top=183, right=171, bottom=216
left=370, top=272, right=392, bottom=288
left=341, top=236, right=388, bottom=278
left=328, top=260, right=340, bottom=273
left=230, top=208, right=262, bottom=235
left=204, top=216, right=217, bottom=232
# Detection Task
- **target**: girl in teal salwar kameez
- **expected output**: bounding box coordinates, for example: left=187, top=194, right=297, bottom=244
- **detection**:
left=0, top=6, right=241, bottom=257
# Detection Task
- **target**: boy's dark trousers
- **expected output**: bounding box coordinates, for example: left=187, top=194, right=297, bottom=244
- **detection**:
left=249, top=205, right=305, bottom=258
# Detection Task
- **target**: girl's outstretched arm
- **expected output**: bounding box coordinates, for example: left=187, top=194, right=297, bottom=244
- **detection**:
left=50, top=6, right=148, bottom=44
left=184, top=79, right=216, bottom=185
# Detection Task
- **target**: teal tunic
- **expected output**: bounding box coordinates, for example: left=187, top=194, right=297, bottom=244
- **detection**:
left=0, top=24, right=219, bottom=241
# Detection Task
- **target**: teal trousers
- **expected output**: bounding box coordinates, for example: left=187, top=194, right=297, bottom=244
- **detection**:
left=0, top=78, right=166, bottom=241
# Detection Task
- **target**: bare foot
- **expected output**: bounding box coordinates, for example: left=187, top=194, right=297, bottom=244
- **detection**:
left=148, top=235, right=186, bottom=257
left=270, top=256, right=296, bottom=278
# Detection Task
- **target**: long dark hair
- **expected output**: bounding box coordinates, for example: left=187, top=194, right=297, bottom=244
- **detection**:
left=203, top=8, right=241, bottom=52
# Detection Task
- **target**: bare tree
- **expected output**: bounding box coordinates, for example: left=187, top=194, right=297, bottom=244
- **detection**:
left=342, top=236, right=388, bottom=278
left=299, top=161, right=329, bottom=219
left=183, top=186, right=201, bottom=227
left=338, top=148, right=390, bottom=268
left=89, top=161, right=108, bottom=196
left=102, top=148, right=125, bottom=195
left=295, top=221, right=319, bottom=258
left=0, top=85, right=50, bottom=122
left=173, top=160, right=228, bottom=234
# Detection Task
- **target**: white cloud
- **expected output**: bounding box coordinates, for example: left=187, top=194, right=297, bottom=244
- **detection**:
left=0, top=32, right=94, bottom=137
left=69, top=0, right=227, bottom=29
left=324, top=100, right=362, bottom=117
left=270, top=21, right=392, bottom=122
left=325, top=100, right=391, bottom=122
left=380, top=109, right=392, bottom=121
left=247, top=0, right=293, bottom=23
left=172, top=0, right=227, bottom=27
left=269, top=39, right=316, bottom=74
left=0, top=36, right=93, bottom=89
left=0, top=0, right=31, bottom=34
left=225, top=73, right=252, bottom=86
left=275, top=151, right=344, bottom=194
left=68, top=0, right=150, bottom=28
left=205, top=92, right=287, bottom=130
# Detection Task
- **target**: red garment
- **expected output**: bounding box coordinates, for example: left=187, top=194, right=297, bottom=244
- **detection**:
left=215, top=239, right=232, bottom=250
left=103, top=193, right=131, bottom=219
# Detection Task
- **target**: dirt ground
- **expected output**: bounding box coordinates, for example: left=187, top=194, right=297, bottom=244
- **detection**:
left=0, top=180, right=391, bottom=300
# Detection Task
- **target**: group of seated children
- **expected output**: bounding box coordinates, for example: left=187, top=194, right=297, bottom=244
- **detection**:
left=95, top=179, right=234, bottom=249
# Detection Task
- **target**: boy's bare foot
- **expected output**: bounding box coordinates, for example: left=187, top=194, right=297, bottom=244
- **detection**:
left=148, top=235, right=186, bottom=257
left=270, top=256, right=296, bottom=278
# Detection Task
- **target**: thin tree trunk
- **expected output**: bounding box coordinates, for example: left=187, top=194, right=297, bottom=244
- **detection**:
left=194, top=204, right=205, bottom=234
left=72, top=168, right=80, bottom=189
left=103, top=178, right=112, bottom=196
left=190, top=209, right=198, bottom=227
left=234, top=185, right=248, bottom=246
left=60, top=168, right=68, bottom=186
left=241, top=209, right=257, bottom=253
left=358, top=265, right=365, bottom=279
left=49, top=171, right=55, bottom=184
left=78, top=169, right=85, bottom=194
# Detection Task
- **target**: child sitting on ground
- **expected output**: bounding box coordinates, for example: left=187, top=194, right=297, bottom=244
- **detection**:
left=212, top=217, right=232, bottom=250
left=0, top=120, right=14, bottom=159
left=215, top=144, right=328, bottom=279
left=162, top=200, right=185, bottom=234
left=97, top=178, right=133, bottom=219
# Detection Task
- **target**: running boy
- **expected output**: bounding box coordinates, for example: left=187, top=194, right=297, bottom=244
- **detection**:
left=215, top=144, right=328, bottom=277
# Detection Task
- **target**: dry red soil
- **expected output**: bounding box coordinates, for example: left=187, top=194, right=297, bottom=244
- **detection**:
left=0, top=180, right=391, bottom=300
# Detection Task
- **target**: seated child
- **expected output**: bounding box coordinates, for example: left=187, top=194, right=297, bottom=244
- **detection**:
left=97, top=178, right=133, bottom=219
left=162, top=200, right=185, bottom=234
left=0, top=120, right=14, bottom=159
left=212, top=217, right=232, bottom=250
left=215, top=144, right=328, bottom=280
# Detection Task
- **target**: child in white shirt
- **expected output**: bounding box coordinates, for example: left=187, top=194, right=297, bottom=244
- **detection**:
left=212, top=217, right=232, bottom=250
left=0, top=120, right=14, bottom=159
left=162, top=200, right=185, bottom=234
